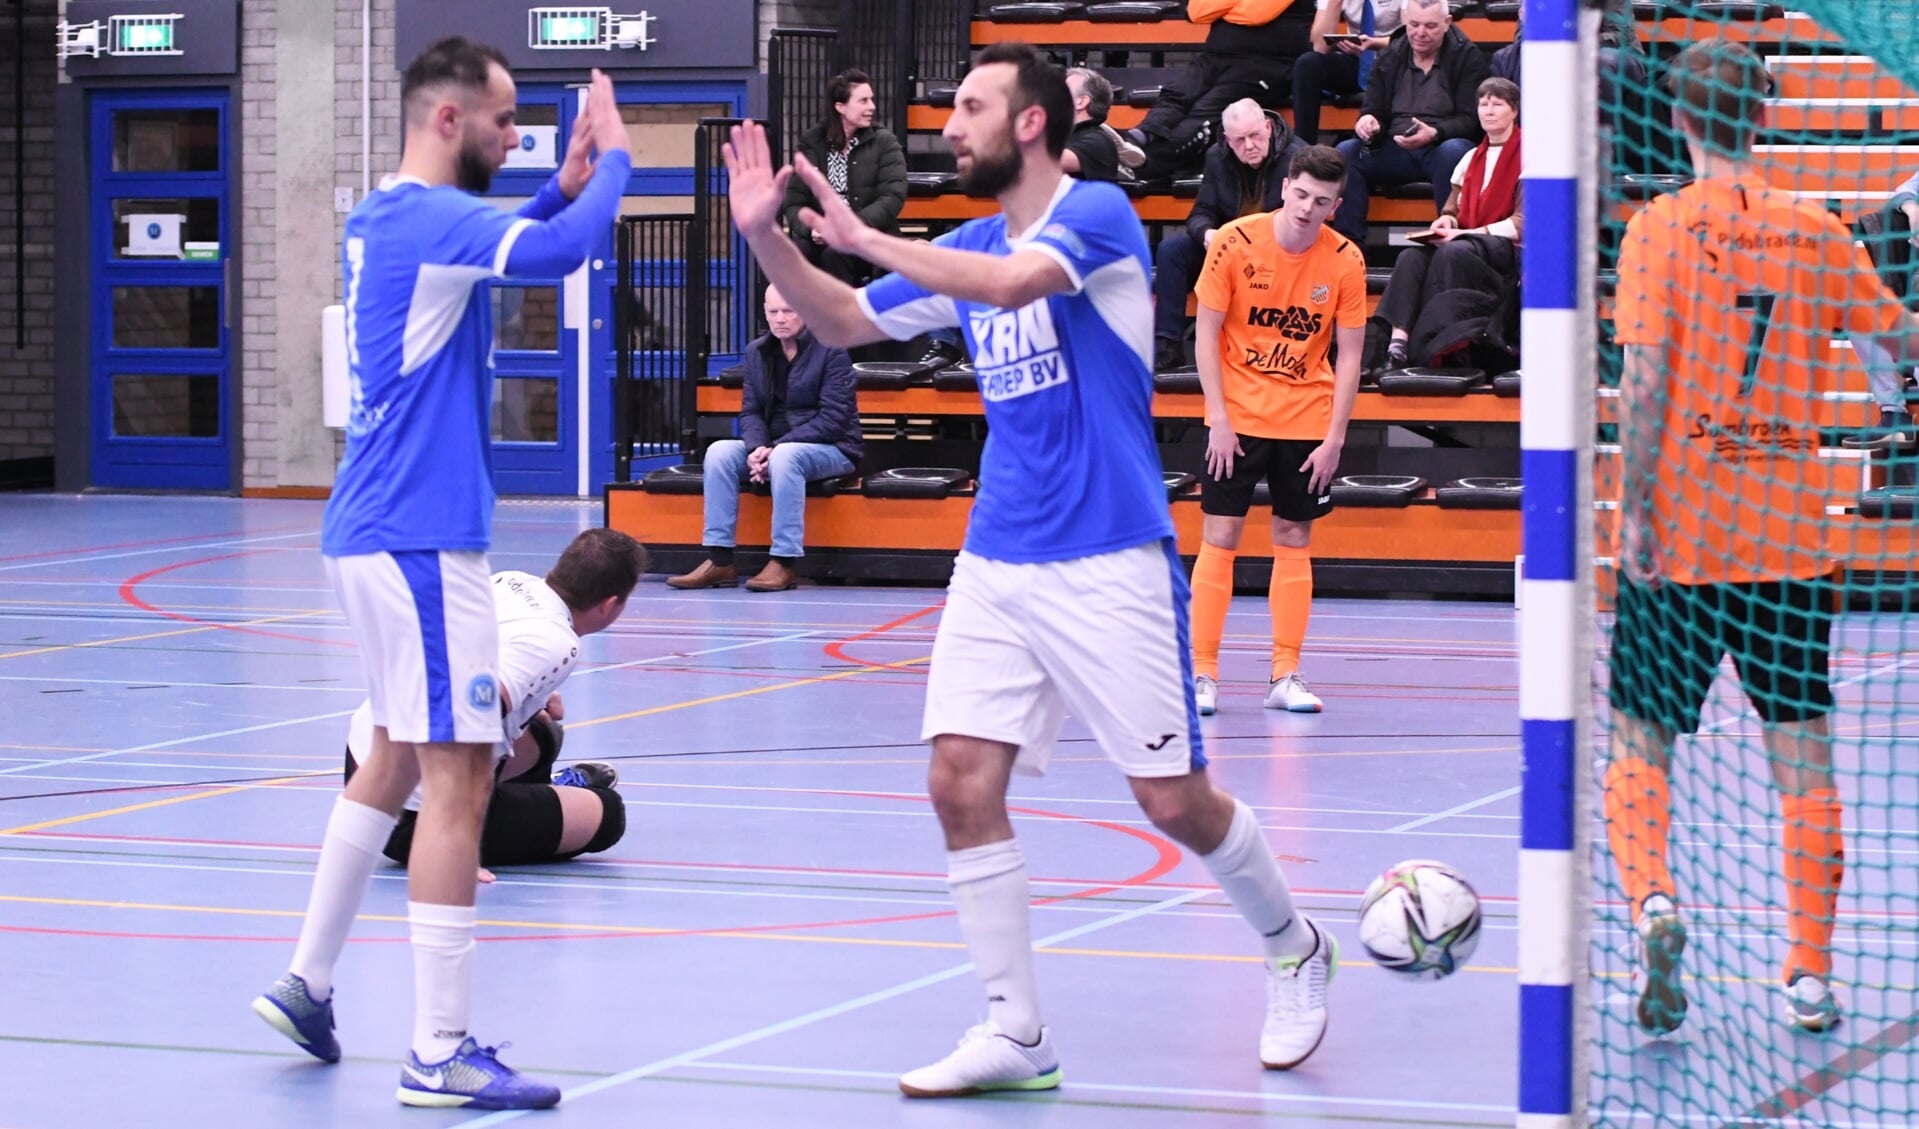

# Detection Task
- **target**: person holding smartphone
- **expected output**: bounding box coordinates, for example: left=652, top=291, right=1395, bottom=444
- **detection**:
left=1329, top=0, right=1487, bottom=243
left=1293, top=0, right=1404, bottom=145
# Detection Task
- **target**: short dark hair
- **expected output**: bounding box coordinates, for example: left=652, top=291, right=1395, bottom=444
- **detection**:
left=825, top=67, right=874, bottom=148
left=1065, top=68, right=1113, bottom=125
left=1287, top=144, right=1347, bottom=187
left=401, top=37, right=510, bottom=119
left=546, top=528, right=648, bottom=612
left=1477, top=76, right=1520, bottom=111
left=972, top=42, right=1073, bottom=158
left=1667, top=40, right=1772, bottom=156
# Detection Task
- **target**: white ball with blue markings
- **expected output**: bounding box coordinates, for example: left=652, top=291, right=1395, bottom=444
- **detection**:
left=1357, top=859, right=1482, bottom=981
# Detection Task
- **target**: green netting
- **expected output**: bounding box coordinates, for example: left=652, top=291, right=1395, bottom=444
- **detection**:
left=1594, top=4, right=1919, bottom=1127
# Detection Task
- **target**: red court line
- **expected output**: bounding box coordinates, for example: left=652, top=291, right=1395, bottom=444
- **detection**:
left=822, top=601, right=943, bottom=668
left=117, top=551, right=353, bottom=649
left=1739, top=1014, right=1919, bottom=1123
left=0, top=523, right=311, bottom=564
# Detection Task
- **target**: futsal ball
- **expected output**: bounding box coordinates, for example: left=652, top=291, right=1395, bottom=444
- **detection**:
left=1356, top=859, right=1482, bottom=980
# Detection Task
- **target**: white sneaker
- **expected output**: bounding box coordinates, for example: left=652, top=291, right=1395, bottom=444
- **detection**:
left=1784, top=973, right=1842, bottom=1033
left=1195, top=675, right=1219, bottom=716
left=898, top=1022, right=1063, bottom=1098
left=1264, top=673, right=1323, bottom=713
left=1261, top=918, right=1338, bottom=1070
left=1633, top=899, right=1687, bottom=1035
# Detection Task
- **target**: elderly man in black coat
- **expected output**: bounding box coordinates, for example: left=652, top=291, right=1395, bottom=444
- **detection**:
left=668, top=285, right=862, bottom=593
left=1152, top=99, right=1306, bottom=371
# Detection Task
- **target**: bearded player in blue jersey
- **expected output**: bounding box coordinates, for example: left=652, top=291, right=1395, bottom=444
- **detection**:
left=251, top=38, right=629, bottom=1110
left=724, top=42, right=1340, bottom=1097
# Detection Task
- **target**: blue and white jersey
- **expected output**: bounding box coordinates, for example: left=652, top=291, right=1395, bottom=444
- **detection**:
left=320, top=153, right=630, bottom=557
left=857, top=176, right=1171, bottom=563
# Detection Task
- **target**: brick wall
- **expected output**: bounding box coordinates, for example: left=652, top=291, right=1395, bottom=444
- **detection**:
left=0, top=0, right=60, bottom=466
left=238, top=0, right=278, bottom=486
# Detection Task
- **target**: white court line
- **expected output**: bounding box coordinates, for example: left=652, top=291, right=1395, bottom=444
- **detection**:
left=1385, top=786, right=1524, bottom=833
left=457, top=888, right=1214, bottom=1127
left=569, top=630, right=823, bottom=679
left=680, top=1060, right=1516, bottom=1116
left=0, top=530, right=317, bottom=574
left=0, top=709, right=362, bottom=778
left=0, top=674, right=365, bottom=694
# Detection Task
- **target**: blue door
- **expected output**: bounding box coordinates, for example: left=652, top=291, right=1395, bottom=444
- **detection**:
left=89, top=91, right=233, bottom=489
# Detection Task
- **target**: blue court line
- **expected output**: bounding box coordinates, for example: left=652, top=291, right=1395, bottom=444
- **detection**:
left=458, top=887, right=1214, bottom=1126
left=0, top=531, right=318, bottom=573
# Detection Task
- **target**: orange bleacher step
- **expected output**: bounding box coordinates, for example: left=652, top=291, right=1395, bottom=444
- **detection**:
left=1768, top=56, right=1915, bottom=101
left=905, top=104, right=1359, bottom=134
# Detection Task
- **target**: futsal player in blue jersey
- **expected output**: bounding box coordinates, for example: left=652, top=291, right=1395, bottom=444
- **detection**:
left=724, top=42, right=1339, bottom=1096
left=251, top=38, right=629, bottom=1110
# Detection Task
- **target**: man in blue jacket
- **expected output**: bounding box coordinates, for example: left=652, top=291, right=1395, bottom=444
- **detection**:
left=669, top=284, right=862, bottom=592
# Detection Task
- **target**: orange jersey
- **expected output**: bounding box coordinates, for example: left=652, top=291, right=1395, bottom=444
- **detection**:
left=1614, top=179, right=1903, bottom=585
left=1194, top=213, right=1368, bottom=440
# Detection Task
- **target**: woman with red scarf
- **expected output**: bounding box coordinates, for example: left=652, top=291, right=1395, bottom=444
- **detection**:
left=1378, top=77, right=1522, bottom=368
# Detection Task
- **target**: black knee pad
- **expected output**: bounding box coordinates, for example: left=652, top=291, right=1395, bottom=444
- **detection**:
left=581, top=786, right=626, bottom=854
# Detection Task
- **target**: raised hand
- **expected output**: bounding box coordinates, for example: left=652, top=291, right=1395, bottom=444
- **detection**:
left=723, top=120, right=791, bottom=238
left=586, top=69, right=629, bottom=157
left=793, top=153, right=873, bottom=255
left=556, top=100, right=596, bottom=198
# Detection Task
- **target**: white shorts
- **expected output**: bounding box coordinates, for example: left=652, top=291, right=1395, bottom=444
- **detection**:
left=920, top=541, right=1206, bottom=779
left=326, top=550, right=501, bottom=746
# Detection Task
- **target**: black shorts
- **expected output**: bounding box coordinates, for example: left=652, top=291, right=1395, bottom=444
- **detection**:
left=1608, top=575, right=1836, bottom=735
left=1199, top=436, right=1335, bottom=523
left=343, top=747, right=619, bottom=868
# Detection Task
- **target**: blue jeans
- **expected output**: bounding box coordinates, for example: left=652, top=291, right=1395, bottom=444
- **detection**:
left=701, top=439, right=854, bottom=559
left=1851, top=335, right=1909, bottom=414
left=1332, top=135, right=1476, bottom=243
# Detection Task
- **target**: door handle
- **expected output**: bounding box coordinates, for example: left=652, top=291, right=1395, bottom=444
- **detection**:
left=223, top=255, right=232, bottom=331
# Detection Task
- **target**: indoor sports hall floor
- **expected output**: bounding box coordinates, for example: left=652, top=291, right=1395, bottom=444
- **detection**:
left=0, top=495, right=1910, bottom=1128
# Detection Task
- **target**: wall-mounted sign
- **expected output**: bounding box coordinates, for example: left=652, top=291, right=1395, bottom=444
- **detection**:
left=61, top=1, right=237, bottom=78
left=527, top=8, right=655, bottom=51
left=125, top=213, right=184, bottom=257
left=58, top=13, right=184, bottom=58
left=504, top=124, right=559, bottom=169
left=398, top=2, right=751, bottom=74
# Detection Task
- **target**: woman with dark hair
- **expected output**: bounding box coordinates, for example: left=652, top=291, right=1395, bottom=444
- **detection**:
left=781, top=68, right=908, bottom=286
left=1377, top=76, right=1522, bottom=369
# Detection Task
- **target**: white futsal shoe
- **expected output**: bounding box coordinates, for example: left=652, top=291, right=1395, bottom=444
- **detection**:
left=898, top=1021, right=1062, bottom=1098
left=1265, top=673, right=1324, bottom=713
left=1261, top=918, right=1338, bottom=1070
left=1195, top=675, right=1219, bottom=716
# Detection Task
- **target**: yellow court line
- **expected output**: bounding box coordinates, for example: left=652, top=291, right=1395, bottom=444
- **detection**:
left=0, top=610, right=337, bottom=662
left=571, top=656, right=931, bottom=730
left=0, top=772, right=333, bottom=836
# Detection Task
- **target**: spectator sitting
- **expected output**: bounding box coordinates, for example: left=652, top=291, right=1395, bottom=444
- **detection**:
left=1494, top=0, right=1655, bottom=175
left=1153, top=98, right=1307, bottom=371
left=1294, top=0, right=1404, bottom=145
left=781, top=68, right=907, bottom=286
left=1061, top=68, right=1122, bottom=182
left=1331, top=0, right=1489, bottom=244
left=1129, top=0, right=1316, bottom=180
left=1847, top=169, right=1919, bottom=456
left=668, top=285, right=861, bottom=593
left=1376, top=76, right=1522, bottom=369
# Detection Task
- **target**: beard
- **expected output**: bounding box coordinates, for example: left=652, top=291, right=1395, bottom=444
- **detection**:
left=456, top=138, right=497, bottom=193
left=956, top=132, right=1023, bottom=197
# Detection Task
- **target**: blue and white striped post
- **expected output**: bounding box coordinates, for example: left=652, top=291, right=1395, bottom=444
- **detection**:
left=1518, top=0, right=1594, bottom=1127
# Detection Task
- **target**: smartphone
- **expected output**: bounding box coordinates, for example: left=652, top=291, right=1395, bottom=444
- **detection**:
left=1405, top=229, right=1447, bottom=245
left=1322, top=33, right=1368, bottom=46
left=1396, top=119, right=1424, bottom=138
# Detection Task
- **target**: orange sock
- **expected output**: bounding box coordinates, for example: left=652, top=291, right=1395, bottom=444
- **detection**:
left=1781, top=789, right=1843, bottom=983
left=1190, top=542, right=1236, bottom=680
left=1603, top=758, right=1675, bottom=919
left=1268, top=546, right=1313, bottom=680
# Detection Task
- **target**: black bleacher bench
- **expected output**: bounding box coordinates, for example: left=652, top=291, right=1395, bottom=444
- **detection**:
left=1087, top=1, right=1180, bottom=21
left=1858, top=486, right=1919, bottom=520
left=908, top=171, right=958, bottom=196
left=925, top=87, right=958, bottom=109
left=717, top=364, right=746, bottom=389
left=640, top=464, right=705, bottom=494
left=1164, top=469, right=1198, bottom=498
left=1376, top=367, right=1487, bottom=396
left=1378, top=182, right=1437, bottom=202
left=933, top=364, right=979, bottom=392
left=1153, top=368, right=1202, bottom=395
left=1172, top=177, right=1203, bottom=198
left=1695, top=2, right=1784, bottom=19
left=853, top=361, right=933, bottom=391
left=1483, top=1, right=1520, bottom=19
left=1435, top=477, right=1523, bottom=510
left=750, top=473, right=859, bottom=498
left=1365, top=269, right=1393, bottom=294
left=1332, top=474, right=1427, bottom=507
left=1126, top=86, right=1166, bottom=108
left=1493, top=369, right=1522, bottom=398
left=1615, top=173, right=1692, bottom=201
left=986, top=2, right=1084, bottom=22
left=862, top=467, right=972, bottom=499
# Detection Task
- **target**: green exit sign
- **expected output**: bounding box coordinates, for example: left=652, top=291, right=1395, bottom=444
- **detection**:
left=539, top=15, right=601, bottom=45
left=117, top=23, right=174, bottom=52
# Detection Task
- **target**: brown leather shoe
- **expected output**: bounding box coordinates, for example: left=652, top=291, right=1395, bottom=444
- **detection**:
left=744, top=559, right=798, bottom=592
left=666, top=560, right=738, bottom=589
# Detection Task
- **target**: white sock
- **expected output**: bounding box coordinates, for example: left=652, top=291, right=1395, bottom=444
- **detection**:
left=409, top=901, right=477, bottom=1062
left=1200, top=799, right=1314, bottom=961
left=949, top=839, right=1042, bottom=1044
left=287, top=799, right=398, bottom=1000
